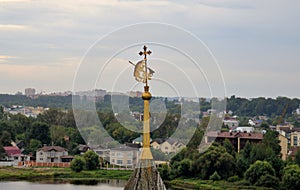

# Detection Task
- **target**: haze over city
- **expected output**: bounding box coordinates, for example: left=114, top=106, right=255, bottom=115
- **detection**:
left=0, top=0, right=299, bottom=98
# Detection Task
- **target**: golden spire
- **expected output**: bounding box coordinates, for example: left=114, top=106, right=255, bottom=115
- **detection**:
left=138, top=45, right=153, bottom=160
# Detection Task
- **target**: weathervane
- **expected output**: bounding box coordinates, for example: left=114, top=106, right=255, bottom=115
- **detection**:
left=129, top=45, right=155, bottom=86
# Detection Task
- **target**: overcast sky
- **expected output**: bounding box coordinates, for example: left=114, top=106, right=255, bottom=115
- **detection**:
left=0, top=0, right=299, bottom=98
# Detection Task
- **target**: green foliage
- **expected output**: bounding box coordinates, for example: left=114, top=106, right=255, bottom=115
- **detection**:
left=50, top=125, right=66, bottom=145
left=282, top=164, right=300, bottom=190
left=157, top=164, right=171, bottom=180
left=0, top=120, right=16, bottom=141
left=254, top=174, right=280, bottom=189
left=249, top=144, right=275, bottom=164
left=209, top=171, right=221, bottom=181
left=295, top=150, right=300, bottom=166
left=227, top=175, right=239, bottom=182
left=235, top=154, right=249, bottom=178
left=192, top=144, right=236, bottom=179
left=178, top=159, right=192, bottom=177
left=262, top=130, right=281, bottom=155
left=28, top=122, right=51, bottom=144
left=70, top=156, right=86, bottom=172
left=82, top=150, right=100, bottom=170
left=0, top=142, right=5, bottom=158
left=23, top=139, right=42, bottom=155
left=223, top=138, right=236, bottom=157
left=244, top=160, right=276, bottom=185
left=0, top=131, right=12, bottom=146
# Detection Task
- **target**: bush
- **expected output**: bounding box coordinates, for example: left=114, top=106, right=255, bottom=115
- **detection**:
left=70, top=156, right=86, bottom=172
left=244, top=160, right=275, bottom=185
left=83, top=150, right=100, bottom=170
left=209, top=171, right=221, bottom=181
left=227, top=175, right=239, bottom=182
left=254, top=174, right=279, bottom=189
left=282, top=164, right=300, bottom=190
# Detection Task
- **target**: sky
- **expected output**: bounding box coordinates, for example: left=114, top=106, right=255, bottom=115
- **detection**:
left=0, top=0, right=299, bottom=98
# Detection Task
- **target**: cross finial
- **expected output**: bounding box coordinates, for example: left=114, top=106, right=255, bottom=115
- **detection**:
left=139, top=45, right=152, bottom=60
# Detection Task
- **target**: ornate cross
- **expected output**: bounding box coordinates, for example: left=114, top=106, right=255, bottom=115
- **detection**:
left=139, top=45, right=152, bottom=86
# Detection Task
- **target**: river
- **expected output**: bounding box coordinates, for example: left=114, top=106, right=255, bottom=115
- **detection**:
left=0, top=180, right=125, bottom=190
left=0, top=180, right=180, bottom=190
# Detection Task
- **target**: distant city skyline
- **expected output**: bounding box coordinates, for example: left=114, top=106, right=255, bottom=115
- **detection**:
left=0, top=1, right=299, bottom=98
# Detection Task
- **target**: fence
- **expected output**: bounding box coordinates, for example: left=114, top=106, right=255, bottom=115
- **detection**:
left=18, top=161, right=70, bottom=167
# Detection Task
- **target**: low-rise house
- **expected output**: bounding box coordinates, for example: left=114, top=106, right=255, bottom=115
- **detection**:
left=132, top=135, right=152, bottom=146
left=223, top=117, right=239, bottom=128
left=2, top=146, right=22, bottom=164
left=204, top=131, right=264, bottom=152
left=36, top=146, right=72, bottom=163
left=110, top=145, right=140, bottom=168
left=151, top=138, right=185, bottom=154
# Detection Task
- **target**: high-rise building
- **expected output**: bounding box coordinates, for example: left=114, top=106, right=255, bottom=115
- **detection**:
left=25, top=88, right=36, bottom=97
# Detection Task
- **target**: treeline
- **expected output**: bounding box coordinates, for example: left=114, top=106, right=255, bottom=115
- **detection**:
left=1, top=94, right=300, bottom=118
left=0, top=94, right=72, bottom=109
left=158, top=130, right=300, bottom=189
left=227, top=96, right=300, bottom=118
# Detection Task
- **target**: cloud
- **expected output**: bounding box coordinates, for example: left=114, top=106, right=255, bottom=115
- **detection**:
left=0, top=0, right=299, bottom=97
left=0, top=55, right=17, bottom=63
left=0, top=24, right=27, bottom=30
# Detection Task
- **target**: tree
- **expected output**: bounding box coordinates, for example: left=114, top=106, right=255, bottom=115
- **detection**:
left=0, top=143, right=5, bottom=159
left=178, top=159, right=192, bottom=177
left=157, top=164, right=171, bottom=180
left=282, top=164, right=300, bottom=190
left=28, top=122, right=51, bottom=145
left=0, top=120, right=16, bottom=141
left=70, top=156, right=86, bottom=172
left=262, top=130, right=281, bottom=155
left=83, top=150, right=100, bottom=170
left=223, top=138, right=235, bottom=157
left=192, top=144, right=235, bottom=179
left=295, top=150, right=300, bottom=166
left=0, top=106, right=4, bottom=120
left=0, top=131, right=12, bottom=146
left=244, top=160, right=276, bottom=186
left=23, top=139, right=42, bottom=155
left=50, top=125, right=66, bottom=145
left=249, top=144, right=275, bottom=164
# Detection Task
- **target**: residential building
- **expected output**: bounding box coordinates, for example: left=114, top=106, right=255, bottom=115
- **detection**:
left=132, top=135, right=152, bottom=146
left=279, top=134, right=288, bottom=160
left=223, top=117, right=239, bottom=128
left=277, top=125, right=300, bottom=145
left=151, top=138, right=185, bottom=154
left=36, top=146, right=72, bottom=163
left=290, top=131, right=300, bottom=146
left=204, top=131, right=264, bottom=152
left=110, top=146, right=140, bottom=168
left=1, top=146, right=29, bottom=166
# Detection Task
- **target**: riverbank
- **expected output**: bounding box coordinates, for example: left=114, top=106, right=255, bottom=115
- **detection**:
left=169, top=178, right=272, bottom=190
left=0, top=167, right=271, bottom=189
left=0, top=167, right=133, bottom=181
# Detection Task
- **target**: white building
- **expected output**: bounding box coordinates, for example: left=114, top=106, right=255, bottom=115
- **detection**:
left=36, top=146, right=71, bottom=163
left=110, top=146, right=140, bottom=168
